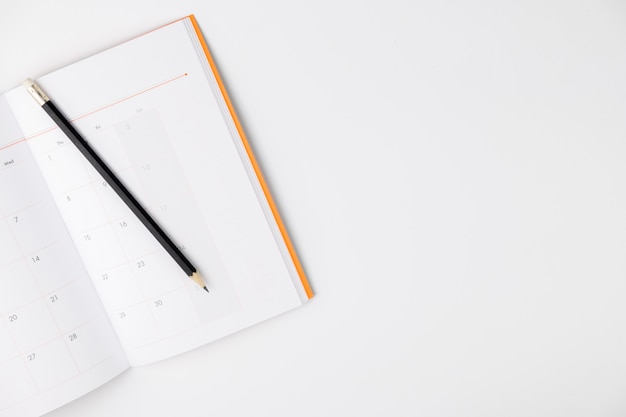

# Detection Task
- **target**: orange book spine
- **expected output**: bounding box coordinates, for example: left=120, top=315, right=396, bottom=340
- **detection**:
left=188, top=15, right=313, bottom=299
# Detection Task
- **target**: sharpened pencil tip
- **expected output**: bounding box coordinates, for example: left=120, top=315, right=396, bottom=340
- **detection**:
left=203, top=286, right=209, bottom=293
left=190, top=272, right=207, bottom=291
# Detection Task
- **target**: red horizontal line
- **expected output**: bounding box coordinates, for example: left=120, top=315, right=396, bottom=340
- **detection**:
left=0, top=72, right=188, bottom=150
left=0, top=138, right=27, bottom=152
left=73, top=72, right=188, bottom=122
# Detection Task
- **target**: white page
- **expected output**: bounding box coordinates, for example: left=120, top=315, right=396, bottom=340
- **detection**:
left=0, top=95, right=129, bottom=417
left=5, top=17, right=308, bottom=366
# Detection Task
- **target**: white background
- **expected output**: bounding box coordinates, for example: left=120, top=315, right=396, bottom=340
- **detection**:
left=2, top=1, right=626, bottom=416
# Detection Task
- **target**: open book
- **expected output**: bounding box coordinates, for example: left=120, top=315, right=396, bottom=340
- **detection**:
left=0, top=15, right=312, bottom=417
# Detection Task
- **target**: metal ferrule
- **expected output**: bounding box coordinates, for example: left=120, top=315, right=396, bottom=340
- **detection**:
left=23, top=78, right=50, bottom=106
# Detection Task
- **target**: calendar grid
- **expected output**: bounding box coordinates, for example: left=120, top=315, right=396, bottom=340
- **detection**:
left=1, top=202, right=79, bottom=393
left=80, top=155, right=168, bottom=342
left=0, top=137, right=128, bottom=413
left=33, top=106, right=228, bottom=351
left=4, top=59, right=238, bottom=372
left=0, top=207, right=41, bottom=396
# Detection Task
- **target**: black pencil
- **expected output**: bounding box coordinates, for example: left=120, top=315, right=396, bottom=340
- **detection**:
left=24, top=78, right=208, bottom=292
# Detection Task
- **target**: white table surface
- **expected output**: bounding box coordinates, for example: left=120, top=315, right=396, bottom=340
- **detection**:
left=2, top=1, right=626, bottom=416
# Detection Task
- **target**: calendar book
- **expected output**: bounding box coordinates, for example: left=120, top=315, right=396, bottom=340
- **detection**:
left=0, top=15, right=312, bottom=417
